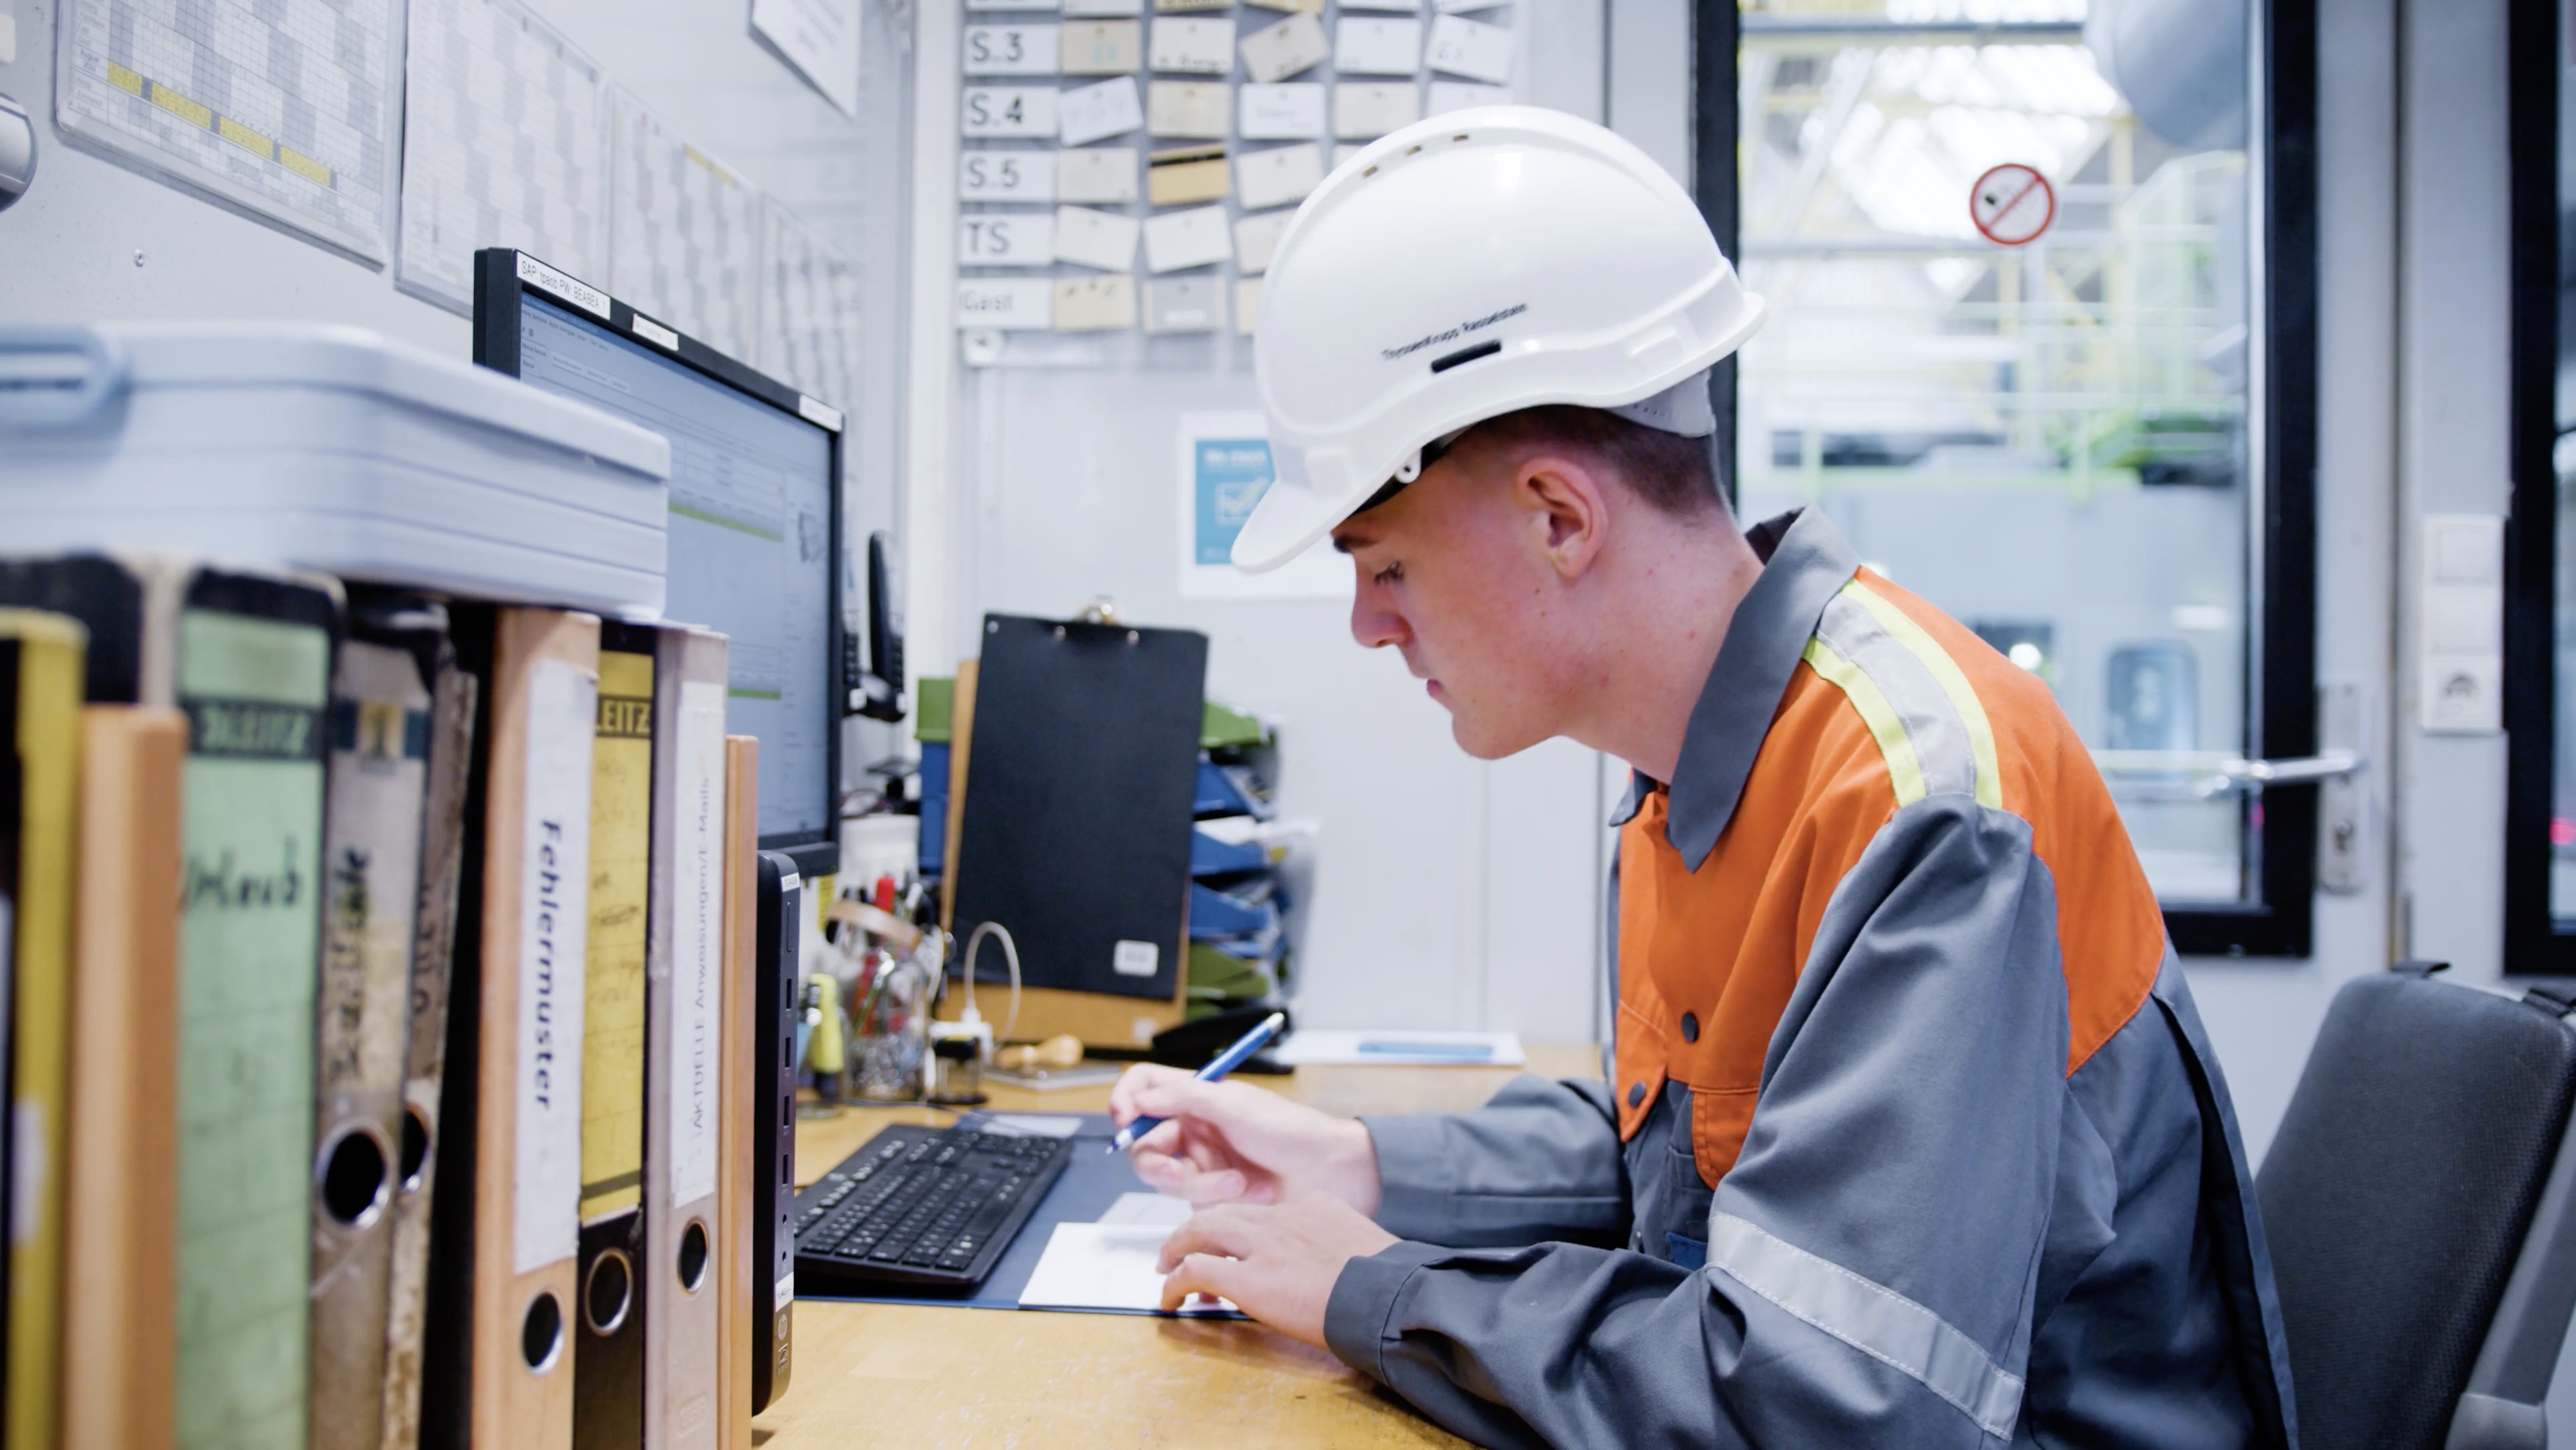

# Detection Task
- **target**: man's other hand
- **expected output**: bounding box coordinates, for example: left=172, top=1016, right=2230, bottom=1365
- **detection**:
left=1155, top=1196, right=1399, bottom=1348
left=1108, top=1065, right=1384, bottom=1212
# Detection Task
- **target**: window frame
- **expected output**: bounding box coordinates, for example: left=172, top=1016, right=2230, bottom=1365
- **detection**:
left=1691, top=0, right=2322, bottom=957
left=2502, top=0, right=2567, bottom=971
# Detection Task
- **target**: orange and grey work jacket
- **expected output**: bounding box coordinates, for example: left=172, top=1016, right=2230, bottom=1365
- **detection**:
left=1321, top=509, right=2300, bottom=1449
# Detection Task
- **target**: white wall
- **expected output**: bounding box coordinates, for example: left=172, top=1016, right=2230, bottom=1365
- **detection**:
left=0, top=0, right=913, bottom=787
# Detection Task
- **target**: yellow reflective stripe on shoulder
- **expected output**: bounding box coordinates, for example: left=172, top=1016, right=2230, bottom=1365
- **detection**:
left=1803, top=635, right=1928, bottom=808
left=1841, top=582, right=2004, bottom=811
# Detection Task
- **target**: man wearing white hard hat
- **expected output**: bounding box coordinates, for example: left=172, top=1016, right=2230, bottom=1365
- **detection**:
left=1110, top=108, right=2296, bottom=1448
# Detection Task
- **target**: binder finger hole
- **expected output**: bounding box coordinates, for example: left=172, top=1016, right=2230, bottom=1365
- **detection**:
left=317, top=1124, right=392, bottom=1228
left=522, top=1292, right=564, bottom=1371
left=678, top=1218, right=711, bottom=1294
left=583, top=1249, right=634, bottom=1337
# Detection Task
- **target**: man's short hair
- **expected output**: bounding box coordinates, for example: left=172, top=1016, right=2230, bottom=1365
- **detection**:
left=1465, top=404, right=1726, bottom=518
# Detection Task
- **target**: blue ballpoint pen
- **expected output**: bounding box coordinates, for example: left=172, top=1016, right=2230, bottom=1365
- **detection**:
left=1107, top=1010, right=1287, bottom=1153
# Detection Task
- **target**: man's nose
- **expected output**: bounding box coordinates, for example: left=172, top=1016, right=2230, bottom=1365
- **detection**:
left=1350, top=569, right=1407, bottom=650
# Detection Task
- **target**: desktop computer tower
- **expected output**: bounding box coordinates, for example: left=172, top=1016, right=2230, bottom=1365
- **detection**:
left=752, top=852, right=800, bottom=1412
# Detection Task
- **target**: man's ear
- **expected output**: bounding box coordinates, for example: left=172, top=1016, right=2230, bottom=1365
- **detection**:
left=1518, top=454, right=1612, bottom=580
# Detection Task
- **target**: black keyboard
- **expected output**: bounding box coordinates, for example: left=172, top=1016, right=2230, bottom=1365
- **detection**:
left=792, top=1122, right=1071, bottom=1291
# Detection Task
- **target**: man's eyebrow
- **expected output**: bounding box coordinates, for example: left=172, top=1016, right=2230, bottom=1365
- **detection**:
left=1331, top=530, right=1369, bottom=554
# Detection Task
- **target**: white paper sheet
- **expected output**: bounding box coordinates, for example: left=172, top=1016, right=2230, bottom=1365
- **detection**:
left=1018, top=1222, right=1234, bottom=1313
left=55, top=0, right=399, bottom=260
left=1144, top=205, right=1232, bottom=272
left=1098, top=1192, right=1195, bottom=1227
left=1060, top=19, right=1141, bottom=74
left=751, top=0, right=861, bottom=116
left=1234, top=209, right=1294, bottom=274
left=1146, top=79, right=1230, bottom=138
left=1236, top=142, right=1325, bottom=210
left=1428, top=80, right=1511, bottom=117
left=1334, top=81, right=1421, bottom=140
left=1149, top=15, right=1232, bottom=74
left=1270, top=1029, right=1526, bottom=1067
left=1053, top=205, right=1142, bottom=271
left=1057, top=146, right=1143, bottom=203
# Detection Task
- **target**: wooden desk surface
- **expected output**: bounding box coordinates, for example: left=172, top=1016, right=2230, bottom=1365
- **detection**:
left=750, top=1043, right=1601, bottom=1448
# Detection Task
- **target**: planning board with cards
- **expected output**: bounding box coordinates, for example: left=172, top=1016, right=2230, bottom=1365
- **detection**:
left=954, top=1, right=1522, bottom=344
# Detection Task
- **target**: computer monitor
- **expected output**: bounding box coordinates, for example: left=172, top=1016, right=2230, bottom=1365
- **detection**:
left=471, top=248, right=842, bottom=876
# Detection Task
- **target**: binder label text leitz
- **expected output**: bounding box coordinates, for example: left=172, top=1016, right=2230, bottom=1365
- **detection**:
left=515, top=656, right=595, bottom=1274
left=667, top=679, right=728, bottom=1208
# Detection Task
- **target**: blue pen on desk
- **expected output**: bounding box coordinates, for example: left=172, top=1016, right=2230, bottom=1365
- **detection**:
left=1108, top=1010, right=1287, bottom=1154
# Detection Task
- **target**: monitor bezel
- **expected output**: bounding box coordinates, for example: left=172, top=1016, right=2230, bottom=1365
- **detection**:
left=472, top=246, right=844, bottom=879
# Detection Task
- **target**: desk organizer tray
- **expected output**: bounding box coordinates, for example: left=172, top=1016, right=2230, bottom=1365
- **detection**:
left=0, top=324, right=673, bottom=617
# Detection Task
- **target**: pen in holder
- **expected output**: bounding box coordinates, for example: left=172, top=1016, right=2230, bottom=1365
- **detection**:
left=852, top=930, right=939, bottom=1102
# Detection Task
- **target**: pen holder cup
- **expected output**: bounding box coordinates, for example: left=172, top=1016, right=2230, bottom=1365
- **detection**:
left=851, top=949, right=933, bottom=1102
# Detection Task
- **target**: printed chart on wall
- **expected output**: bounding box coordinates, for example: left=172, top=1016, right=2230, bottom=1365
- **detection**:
left=754, top=195, right=862, bottom=413
left=397, top=0, right=609, bottom=312
left=609, top=89, right=760, bottom=365
left=54, top=0, right=400, bottom=260
left=1177, top=411, right=1348, bottom=601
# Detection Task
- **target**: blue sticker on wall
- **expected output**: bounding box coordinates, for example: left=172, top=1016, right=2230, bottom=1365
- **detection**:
left=1194, top=437, right=1275, bottom=566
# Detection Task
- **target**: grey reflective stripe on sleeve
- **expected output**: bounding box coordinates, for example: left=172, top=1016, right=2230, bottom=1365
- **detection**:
left=1808, top=585, right=1999, bottom=810
left=1706, top=1211, right=2024, bottom=1439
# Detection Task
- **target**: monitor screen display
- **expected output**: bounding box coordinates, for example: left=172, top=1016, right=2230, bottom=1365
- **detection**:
left=514, top=292, right=835, bottom=843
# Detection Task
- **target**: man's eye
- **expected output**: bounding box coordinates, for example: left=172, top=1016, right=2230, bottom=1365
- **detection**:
left=1373, top=562, right=1404, bottom=587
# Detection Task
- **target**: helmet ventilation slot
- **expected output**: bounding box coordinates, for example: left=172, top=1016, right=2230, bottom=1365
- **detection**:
left=1429, top=339, right=1502, bottom=374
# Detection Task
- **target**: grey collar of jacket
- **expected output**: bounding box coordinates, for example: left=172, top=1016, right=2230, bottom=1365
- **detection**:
left=1607, top=506, right=1861, bottom=871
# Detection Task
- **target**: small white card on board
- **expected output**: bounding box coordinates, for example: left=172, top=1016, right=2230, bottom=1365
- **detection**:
left=1061, top=19, right=1142, bottom=74
left=1427, top=80, right=1509, bottom=116
left=1056, top=145, right=1142, bottom=203
left=1235, top=142, right=1324, bottom=211
left=1053, top=205, right=1142, bottom=271
left=1063, top=0, right=1140, bottom=12
left=1143, top=205, right=1232, bottom=272
left=1148, top=15, right=1232, bottom=73
left=1334, top=82, right=1419, bottom=140
left=1425, top=14, right=1514, bottom=84
left=1239, top=11, right=1330, bottom=83
left=1146, top=275, right=1225, bottom=334
left=1335, top=15, right=1422, bottom=73
left=1233, top=209, right=1293, bottom=274
left=1054, top=275, right=1138, bottom=330
left=1146, top=80, right=1230, bottom=138
left=1238, top=82, right=1327, bottom=139
left=1059, top=76, right=1146, bottom=144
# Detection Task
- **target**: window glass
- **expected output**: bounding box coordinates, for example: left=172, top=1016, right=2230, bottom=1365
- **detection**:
left=1735, top=0, right=2259, bottom=902
left=2553, top=23, right=2576, bottom=917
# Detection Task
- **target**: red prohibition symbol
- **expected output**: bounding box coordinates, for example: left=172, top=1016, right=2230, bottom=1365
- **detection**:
left=1970, top=162, right=2056, bottom=247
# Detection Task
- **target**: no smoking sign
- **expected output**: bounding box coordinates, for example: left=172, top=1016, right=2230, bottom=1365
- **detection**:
left=1971, top=163, right=2055, bottom=246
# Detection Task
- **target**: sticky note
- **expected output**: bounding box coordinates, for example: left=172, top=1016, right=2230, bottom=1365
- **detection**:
left=1238, top=82, right=1327, bottom=139
left=964, top=24, right=1059, bottom=77
left=1425, top=15, right=1514, bottom=84
left=1234, top=209, right=1295, bottom=274
left=1333, top=82, right=1420, bottom=140
left=1149, top=16, right=1232, bottom=74
left=1147, top=80, right=1230, bottom=138
left=1427, top=80, right=1508, bottom=117
left=1061, top=19, right=1142, bottom=74
left=1235, top=277, right=1262, bottom=334
left=1337, top=17, right=1423, bottom=74
left=1059, top=76, right=1145, bottom=144
left=1147, top=276, right=1226, bottom=334
left=1239, top=11, right=1330, bottom=83
left=1055, top=275, right=1138, bottom=330
left=1057, top=146, right=1143, bottom=203
left=958, top=278, right=1055, bottom=330
left=963, top=87, right=1060, bottom=139
left=960, top=149, right=1056, bottom=201
left=1144, top=205, right=1232, bottom=272
left=959, top=211, right=1056, bottom=267
left=1063, top=0, right=1140, bottom=12
left=1053, top=205, right=1142, bottom=271
left=1235, top=142, right=1324, bottom=210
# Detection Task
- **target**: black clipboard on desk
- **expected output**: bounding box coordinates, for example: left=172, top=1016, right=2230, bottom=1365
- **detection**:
left=944, top=614, right=1209, bottom=1049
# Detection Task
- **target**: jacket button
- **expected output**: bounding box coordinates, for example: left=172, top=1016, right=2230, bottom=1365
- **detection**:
left=1628, top=1082, right=1646, bottom=1108
left=1680, top=1012, right=1699, bottom=1043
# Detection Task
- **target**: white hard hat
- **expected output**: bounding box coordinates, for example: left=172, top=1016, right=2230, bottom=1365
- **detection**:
left=1234, top=105, right=1765, bottom=573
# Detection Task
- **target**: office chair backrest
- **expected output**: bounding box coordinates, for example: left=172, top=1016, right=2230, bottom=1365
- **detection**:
left=2255, top=967, right=2576, bottom=1450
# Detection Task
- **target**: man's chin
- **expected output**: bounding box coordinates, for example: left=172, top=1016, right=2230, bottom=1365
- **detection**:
left=1448, top=716, right=1544, bottom=762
